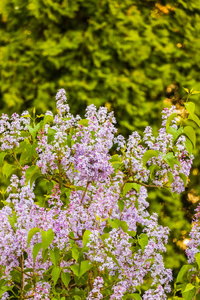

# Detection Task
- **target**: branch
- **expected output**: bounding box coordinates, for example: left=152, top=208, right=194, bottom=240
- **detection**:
left=127, top=180, right=159, bottom=188
left=20, top=255, right=25, bottom=299
left=80, top=181, right=90, bottom=204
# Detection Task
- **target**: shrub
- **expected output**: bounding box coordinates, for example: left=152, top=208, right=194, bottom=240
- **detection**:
left=0, top=89, right=198, bottom=299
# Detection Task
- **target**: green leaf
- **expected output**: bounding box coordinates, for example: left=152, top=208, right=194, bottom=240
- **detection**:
left=27, top=123, right=41, bottom=140
left=49, top=247, right=59, bottom=266
left=33, top=243, right=42, bottom=262
left=42, top=114, right=53, bottom=129
left=25, top=165, right=41, bottom=187
left=108, top=218, right=120, bottom=229
left=167, top=172, right=174, bottom=184
left=0, top=152, right=7, bottom=166
left=20, top=144, right=37, bottom=165
left=2, top=164, right=17, bottom=178
left=79, top=260, right=92, bottom=278
left=109, top=154, right=121, bottom=163
left=41, top=228, right=54, bottom=250
left=195, top=253, right=200, bottom=269
left=191, top=90, right=200, bottom=95
left=164, top=152, right=180, bottom=170
left=183, top=126, right=196, bottom=147
left=120, top=220, right=128, bottom=232
left=184, top=102, right=195, bottom=114
left=27, top=227, right=40, bottom=247
left=101, top=233, right=110, bottom=241
left=51, top=267, right=61, bottom=285
left=143, top=150, right=159, bottom=166
left=138, top=233, right=148, bottom=253
left=74, top=296, right=81, bottom=300
left=72, top=246, right=79, bottom=262
left=123, top=294, right=141, bottom=300
left=82, top=230, right=92, bottom=247
left=61, top=272, right=71, bottom=288
left=128, top=231, right=136, bottom=237
left=0, top=285, right=14, bottom=297
left=122, top=182, right=140, bottom=196
left=182, top=283, right=196, bottom=300
left=168, top=126, right=183, bottom=142
left=47, top=128, right=57, bottom=143
left=179, top=173, right=187, bottom=187
left=188, top=113, right=200, bottom=127
left=183, top=87, right=190, bottom=94
left=78, top=119, right=89, bottom=126
left=149, top=164, right=160, bottom=180
left=176, top=265, right=191, bottom=283
left=70, top=264, right=79, bottom=277
left=112, top=162, right=122, bottom=171
left=166, top=113, right=177, bottom=131
left=118, top=199, right=125, bottom=212
left=42, top=248, right=48, bottom=262
left=185, top=138, right=193, bottom=155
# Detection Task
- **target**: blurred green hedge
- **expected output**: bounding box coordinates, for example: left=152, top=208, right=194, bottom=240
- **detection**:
left=1, top=0, right=200, bottom=276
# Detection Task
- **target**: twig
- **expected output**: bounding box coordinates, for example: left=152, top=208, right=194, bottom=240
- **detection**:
left=80, top=181, right=90, bottom=204
left=20, top=255, right=25, bottom=299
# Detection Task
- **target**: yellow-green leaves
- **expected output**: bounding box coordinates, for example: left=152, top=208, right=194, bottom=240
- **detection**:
left=138, top=233, right=148, bottom=253
left=25, top=165, right=41, bottom=187
left=143, top=150, right=159, bottom=166
left=183, top=126, right=196, bottom=147
left=166, top=113, right=177, bottom=131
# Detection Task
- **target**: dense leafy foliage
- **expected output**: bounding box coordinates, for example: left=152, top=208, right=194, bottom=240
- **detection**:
left=0, top=89, right=198, bottom=299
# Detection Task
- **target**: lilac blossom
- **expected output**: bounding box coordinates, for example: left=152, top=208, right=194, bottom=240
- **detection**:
left=0, top=89, right=194, bottom=299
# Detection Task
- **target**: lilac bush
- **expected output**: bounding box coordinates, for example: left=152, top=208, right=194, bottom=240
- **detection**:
left=0, top=89, right=197, bottom=299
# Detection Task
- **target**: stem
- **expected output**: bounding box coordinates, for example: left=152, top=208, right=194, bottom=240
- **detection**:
left=14, top=266, right=33, bottom=278
left=80, top=181, right=90, bottom=204
left=12, top=151, right=22, bottom=170
left=58, top=159, right=62, bottom=190
left=20, top=255, right=25, bottom=299
left=127, top=180, right=159, bottom=188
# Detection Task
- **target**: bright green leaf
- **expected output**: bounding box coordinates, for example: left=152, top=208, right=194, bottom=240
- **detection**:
left=166, top=113, right=177, bottom=131
left=27, top=228, right=40, bottom=247
left=79, top=260, right=92, bottom=278
left=183, top=126, right=196, bottom=147
left=0, top=152, right=7, bottom=166
left=195, top=253, right=200, bottom=269
left=108, top=218, right=120, bottom=229
left=179, top=173, right=187, bottom=187
left=184, top=138, right=193, bottom=155
left=138, top=233, right=148, bottom=253
left=61, top=272, right=71, bottom=288
left=82, top=230, right=92, bottom=247
left=51, top=267, right=61, bottom=285
left=183, top=87, right=190, bottom=94
left=118, top=199, right=125, bottom=212
left=120, top=220, right=128, bottom=232
left=182, top=283, right=196, bottom=300
left=188, top=113, right=200, bottom=127
left=78, top=119, right=89, bottom=126
left=3, top=164, right=17, bottom=178
left=143, top=150, right=159, bottom=166
left=33, top=243, right=42, bottom=262
left=176, top=265, right=191, bottom=283
left=72, top=246, right=79, bottom=262
left=70, top=264, right=79, bottom=277
left=184, top=102, right=195, bottom=114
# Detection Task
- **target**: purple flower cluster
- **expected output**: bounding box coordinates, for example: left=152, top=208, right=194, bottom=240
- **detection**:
left=186, top=204, right=200, bottom=263
left=0, top=89, right=194, bottom=299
